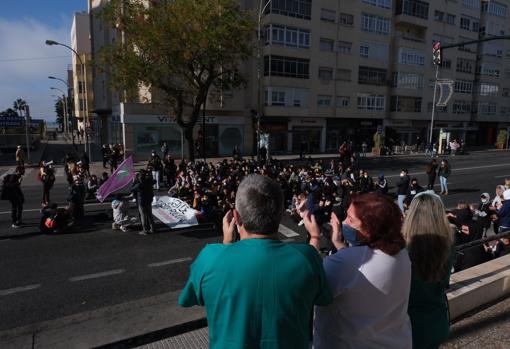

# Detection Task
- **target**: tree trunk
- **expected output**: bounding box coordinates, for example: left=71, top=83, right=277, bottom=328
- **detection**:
left=184, top=126, right=195, bottom=161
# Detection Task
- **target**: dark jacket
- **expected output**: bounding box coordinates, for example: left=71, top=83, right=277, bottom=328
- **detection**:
left=3, top=174, right=24, bottom=203
left=132, top=176, right=154, bottom=206
left=438, top=165, right=451, bottom=178
left=396, top=175, right=410, bottom=195
left=497, top=200, right=510, bottom=228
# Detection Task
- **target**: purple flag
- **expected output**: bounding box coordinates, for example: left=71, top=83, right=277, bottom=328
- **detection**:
left=96, top=156, right=135, bottom=202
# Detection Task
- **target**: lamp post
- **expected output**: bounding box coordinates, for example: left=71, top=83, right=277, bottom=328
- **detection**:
left=49, top=76, right=71, bottom=139
left=46, top=40, right=90, bottom=160
left=256, top=0, right=272, bottom=162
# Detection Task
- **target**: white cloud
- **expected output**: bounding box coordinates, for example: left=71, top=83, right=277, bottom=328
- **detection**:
left=0, top=17, right=72, bottom=121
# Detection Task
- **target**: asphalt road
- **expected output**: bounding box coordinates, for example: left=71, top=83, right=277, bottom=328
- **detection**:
left=1, top=147, right=510, bottom=334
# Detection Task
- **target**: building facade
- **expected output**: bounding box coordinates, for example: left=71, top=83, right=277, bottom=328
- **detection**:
left=88, top=0, right=510, bottom=159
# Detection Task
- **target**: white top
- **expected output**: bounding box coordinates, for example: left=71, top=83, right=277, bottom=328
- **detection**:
left=313, top=246, right=412, bottom=349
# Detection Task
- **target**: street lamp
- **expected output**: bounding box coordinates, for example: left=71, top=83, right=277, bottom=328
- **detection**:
left=256, top=0, right=273, bottom=162
left=46, top=39, right=90, bottom=159
left=49, top=76, right=71, bottom=139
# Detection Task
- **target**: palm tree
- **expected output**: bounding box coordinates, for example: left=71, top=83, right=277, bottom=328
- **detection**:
left=13, top=98, right=27, bottom=117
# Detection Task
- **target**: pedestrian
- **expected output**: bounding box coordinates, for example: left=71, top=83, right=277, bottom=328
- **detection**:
left=305, top=193, right=412, bottom=349
left=438, top=159, right=451, bottom=195
left=361, top=141, right=368, bottom=158
left=163, top=155, right=176, bottom=187
left=147, top=150, right=163, bottom=190
left=39, top=161, right=56, bottom=205
left=2, top=168, right=24, bottom=228
left=496, top=190, right=510, bottom=234
left=404, top=177, right=424, bottom=209
left=161, top=141, right=168, bottom=159
left=131, top=170, right=155, bottom=235
left=179, top=174, right=332, bottom=348
left=403, top=192, right=455, bottom=349
left=374, top=173, right=388, bottom=194
left=80, top=152, right=91, bottom=177
left=300, top=141, right=306, bottom=160
left=425, top=159, right=438, bottom=190
left=102, top=144, right=110, bottom=169
left=396, top=169, right=410, bottom=212
left=15, top=145, right=25, bottom=167
left=86, top=174, right=99, bottom=199
left=109, top=144, right=119, bottom=173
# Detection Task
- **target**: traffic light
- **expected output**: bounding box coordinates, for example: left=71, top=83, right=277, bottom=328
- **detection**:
left=432, top=41, right=442, bottom=66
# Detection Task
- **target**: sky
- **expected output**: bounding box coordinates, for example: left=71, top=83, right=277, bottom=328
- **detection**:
left=0, top=0, right=87, bottom=121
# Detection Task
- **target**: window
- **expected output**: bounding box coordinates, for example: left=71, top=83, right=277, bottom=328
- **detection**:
left=446, top=14, right=456, bottom=25
left=456, top=58, right=475, bottom=73
left=460, top=17, right=470, bottom=30
left=264, top=55, right=310, bottom=79
left=397, top=47, right=425, bottom=65
left=434, top=10, right=444, bottom=21
left=440, top=59, right=452, bottom=69
left=358, top=66, right=387, bottom=85
left=336, top=96, right=350, bottom=108
left=79, top=98, right=85, bottom=111
left=357, top=94, right=385, bottom=111
left=362, top=0, right=392, bottom=9
left=321, top=8, right=336, bottom=22
left=396, top=0, right=429, bottom=19
left=78, top=81, right=85, bottom=94
left=427, top=103, right=448, bottom=113
left=479, top=83, right=499, bottom=96
left=454, top=80, right=473, bottom=93
left=479, top=102, right=497, bottom=116
left=318, top=67, right=333, bottom=81
left=463, top=0, right=480, bottom=10
left=264, top=86, right=310, bottom=107
left=453, top=100, right=472, bottom=114
left=361, top=13, right=390, bottom=35
left=500, top=106, right=510, bottom=117
left=482, top=43, right=504, bottom=57
left=317, top=95, right=332, bottom=107
left=337, top=41, right=352, bottom=54
left=481, top=1, right=507, bottom=17
left=264, top=25, right=311, bottom=49
left=390, top=96, right=422, bottom=112
left=359, top=41, right=389, bottom=60
left=265, top=0, right=312, bottom=20
left=391, top=72, right=423, bottom=89
left=320, top=38, right=334, bottom=51
left=337, top=69, right=352, bottom=81
left=339, top=13, right=354, bottom=26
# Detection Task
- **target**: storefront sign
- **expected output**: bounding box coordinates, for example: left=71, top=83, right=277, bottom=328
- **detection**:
left=122, top=114, right=244, bottom=125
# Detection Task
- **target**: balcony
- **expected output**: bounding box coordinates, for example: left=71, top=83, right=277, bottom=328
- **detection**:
left=395, top=0, right=429, bottom=28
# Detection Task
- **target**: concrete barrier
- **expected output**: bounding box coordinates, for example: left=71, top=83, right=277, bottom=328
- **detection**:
left=448, top=254, right=510, bottom=320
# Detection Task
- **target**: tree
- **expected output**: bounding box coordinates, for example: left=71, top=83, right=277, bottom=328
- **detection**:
left=13, top=98, right=26, bottom=118
left=98, top=0, right=255, bottom=160
left=0, top=108, right=19, bottom=117
left=55, top=99, right=64, bottom=129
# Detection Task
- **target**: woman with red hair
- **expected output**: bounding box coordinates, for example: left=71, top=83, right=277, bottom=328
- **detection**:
left=305, top=193, right=412, bottom=348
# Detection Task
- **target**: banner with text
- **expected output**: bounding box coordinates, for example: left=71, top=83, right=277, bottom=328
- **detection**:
left=152, top=196, right=199, bottom=229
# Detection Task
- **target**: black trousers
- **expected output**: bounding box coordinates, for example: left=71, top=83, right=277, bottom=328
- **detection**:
left=10, top=201, right=23, bottom=224
left=42, top=186, right=51, bottom=204
left=427, top=175, right=436, bottom=190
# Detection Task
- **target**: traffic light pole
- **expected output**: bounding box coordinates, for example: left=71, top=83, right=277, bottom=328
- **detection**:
left=429, top=64, right=439, bottom=146
left=440, top=35, right=510, bottom=51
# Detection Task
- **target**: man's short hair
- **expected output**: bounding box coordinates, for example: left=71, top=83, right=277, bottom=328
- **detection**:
left=235, top=174, right=283, bottom=235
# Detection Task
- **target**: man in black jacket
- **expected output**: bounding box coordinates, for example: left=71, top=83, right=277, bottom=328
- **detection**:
left=396, top=169, right=410, bottom=213
left=132, top=170, right=155, bottom=235
left=2, top=169, right=24, bottom=228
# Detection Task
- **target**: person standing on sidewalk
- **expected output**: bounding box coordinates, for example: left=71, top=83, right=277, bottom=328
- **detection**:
left=179, top=174, right=332, bottom=349
left=15, top=145, right=25, bottom=167
left=438, top=159, right=451, bottom=195
left=425, top=159, right=438, bottom=190
left=2, top=168, right=24, bottom=228
left=102, top=144, right=110, bottom=169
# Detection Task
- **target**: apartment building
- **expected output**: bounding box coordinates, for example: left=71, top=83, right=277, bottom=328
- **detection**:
left=71, top=12, right=95, bottom=145
left=88, top=0, right=510, bottom=159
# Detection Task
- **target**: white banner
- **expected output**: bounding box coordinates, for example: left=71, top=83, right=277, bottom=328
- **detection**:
left=152, top=196, right=199, bottom=229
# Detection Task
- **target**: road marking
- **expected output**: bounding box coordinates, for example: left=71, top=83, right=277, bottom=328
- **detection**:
left=279, top=224, right=299, bottom=238
left=0, top=202, right=111, bottom=215
left=69, top=269, right=125, bottom=282
left=147, top=257, right=193, bottom=267
left=0, top=284, right=41, bottom=296
left=494, top=174, right=510, bottom=179
left=55, top=168, right=65, bottom=177
left=385, top=162, right=510, bottom=179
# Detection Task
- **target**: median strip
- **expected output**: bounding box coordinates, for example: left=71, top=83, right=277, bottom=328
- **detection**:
left=69, top=269, right=125, bottom=282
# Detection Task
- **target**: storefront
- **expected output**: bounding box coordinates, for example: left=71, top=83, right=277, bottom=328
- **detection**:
left=260, top=118, right=288, bottom=154
left=288, top=118, right=326, bottom=154
left=197, top=116, right=246, bottom=157
left=326, top=118, right=380, bottom=151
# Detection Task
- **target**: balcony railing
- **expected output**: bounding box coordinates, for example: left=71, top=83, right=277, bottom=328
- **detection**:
left=395, top=0, right=429, bottom=20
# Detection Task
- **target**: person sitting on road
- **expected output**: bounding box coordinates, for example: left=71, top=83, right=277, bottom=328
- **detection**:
left=111, top=193, right=135, bottom=232
left=179, top=174, right=332, bottom=349
left=99, top=172, right=109, bottom=186
left=86, top=175, right=99, bottom=199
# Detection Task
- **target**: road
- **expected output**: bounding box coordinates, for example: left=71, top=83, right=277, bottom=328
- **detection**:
left=0, top=146, right=510, bottom=337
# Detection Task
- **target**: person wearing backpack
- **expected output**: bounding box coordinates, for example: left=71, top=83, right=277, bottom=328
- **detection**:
left=2, top=169, right=24, bottom=228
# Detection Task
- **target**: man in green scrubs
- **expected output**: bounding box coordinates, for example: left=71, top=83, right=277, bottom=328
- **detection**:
left=179, top=174, right=332, bottom=349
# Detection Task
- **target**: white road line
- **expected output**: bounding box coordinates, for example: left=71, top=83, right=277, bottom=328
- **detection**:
left=0, top=202, right=110, bottom=215
left=279, top=224, right=300, bottom=238
left=0, top=168, right=14, bottom=180
left=494, top=174, right=510, bottom=179
left=385, top=162, right=510, bottom=179
left=69, top=269, right=125, bottom=282
left=0, top=284, right=41, bottom=296
left=147, top=257, right=193, bottom=268
left=55, top=168, right=65, bottom=177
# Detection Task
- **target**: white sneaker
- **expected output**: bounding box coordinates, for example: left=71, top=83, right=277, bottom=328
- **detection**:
left=11, top=224, right=20, bottom=229
left=120, top=226, right=128, bottom=232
